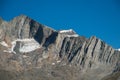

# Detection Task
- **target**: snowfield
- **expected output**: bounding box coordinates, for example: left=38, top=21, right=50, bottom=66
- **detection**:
left=59, top=29, right=79, bottom=37
left=115, top=48, right=120, bottom=51
left=1, top=38, right=41, bottom=53
left=59, top=29, right=74, bottom=33
left=18, top=39, right=40, bottom=53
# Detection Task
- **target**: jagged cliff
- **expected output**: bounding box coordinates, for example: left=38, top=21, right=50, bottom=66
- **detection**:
left=0, top=15, right=120, bottom=80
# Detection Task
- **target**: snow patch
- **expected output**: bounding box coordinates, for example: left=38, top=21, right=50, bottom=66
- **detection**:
left=2, top=38, right=40, bottom=53
left=52, top=63, right=55, bottom=65
left=117, top=49, right=120, bottom=51
left=0, top=41, right=8, bottom=47
left=59, top=29, right=74, bottom=33
left=16, top=39, right=40, bottom=53
left=57, top=60, right=61, bottom=63
left=115, top=48, right=120, bottom=52
left=59, top=29, right=79, bottom=37
left=3, top=50, right=12, bottom=53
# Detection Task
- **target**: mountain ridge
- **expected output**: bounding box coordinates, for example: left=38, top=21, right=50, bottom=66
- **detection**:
left=0, top=15, right=120, bottom=80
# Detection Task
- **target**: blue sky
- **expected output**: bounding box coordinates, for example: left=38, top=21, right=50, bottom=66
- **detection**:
left=0, top=0, right=120, bottom=48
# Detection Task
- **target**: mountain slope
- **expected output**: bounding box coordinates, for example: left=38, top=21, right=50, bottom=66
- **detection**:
left=0, top=15, right=120, bottom=80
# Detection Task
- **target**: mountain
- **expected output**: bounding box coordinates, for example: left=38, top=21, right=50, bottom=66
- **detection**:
left=0, top=15, right=120, bottom=80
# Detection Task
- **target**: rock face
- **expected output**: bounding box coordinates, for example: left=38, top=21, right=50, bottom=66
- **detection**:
left=0, top=15, right=120, bottom=80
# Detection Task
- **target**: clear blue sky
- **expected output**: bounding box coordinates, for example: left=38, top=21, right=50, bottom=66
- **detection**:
left=0, top=0, right=120, bottom=48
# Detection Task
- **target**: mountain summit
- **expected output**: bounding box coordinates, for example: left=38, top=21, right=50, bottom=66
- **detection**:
left=0, top=15, right=120, bottom=80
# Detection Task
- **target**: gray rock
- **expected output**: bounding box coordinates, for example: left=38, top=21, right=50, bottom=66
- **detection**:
left=0, top=15, right=120, bottom=80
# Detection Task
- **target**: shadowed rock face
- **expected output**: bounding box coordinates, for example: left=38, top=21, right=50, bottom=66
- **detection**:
left=0, top=15, right=120, bottom=80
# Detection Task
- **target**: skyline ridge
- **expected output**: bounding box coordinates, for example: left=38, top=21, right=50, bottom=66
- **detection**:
left=0, top=14, right=119, bottom=50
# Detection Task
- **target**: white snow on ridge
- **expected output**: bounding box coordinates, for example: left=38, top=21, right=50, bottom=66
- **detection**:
left=59, top=29, right=79, bottom=37
left=59, top=29, right=74, bottom=33
left=118, top=49, right=120, bottom=51
left=115, top=48, right=120, bottom=52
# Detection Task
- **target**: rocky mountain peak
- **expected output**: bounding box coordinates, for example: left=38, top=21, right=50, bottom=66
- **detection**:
left=0, top=15, right=120, bottom=80
left=0, top=15, right=55, bottom=54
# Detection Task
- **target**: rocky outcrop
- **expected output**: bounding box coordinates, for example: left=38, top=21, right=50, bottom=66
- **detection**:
left=0, top=15, right=120, bottom=80
left=0, top=15, right=54, bottom=45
